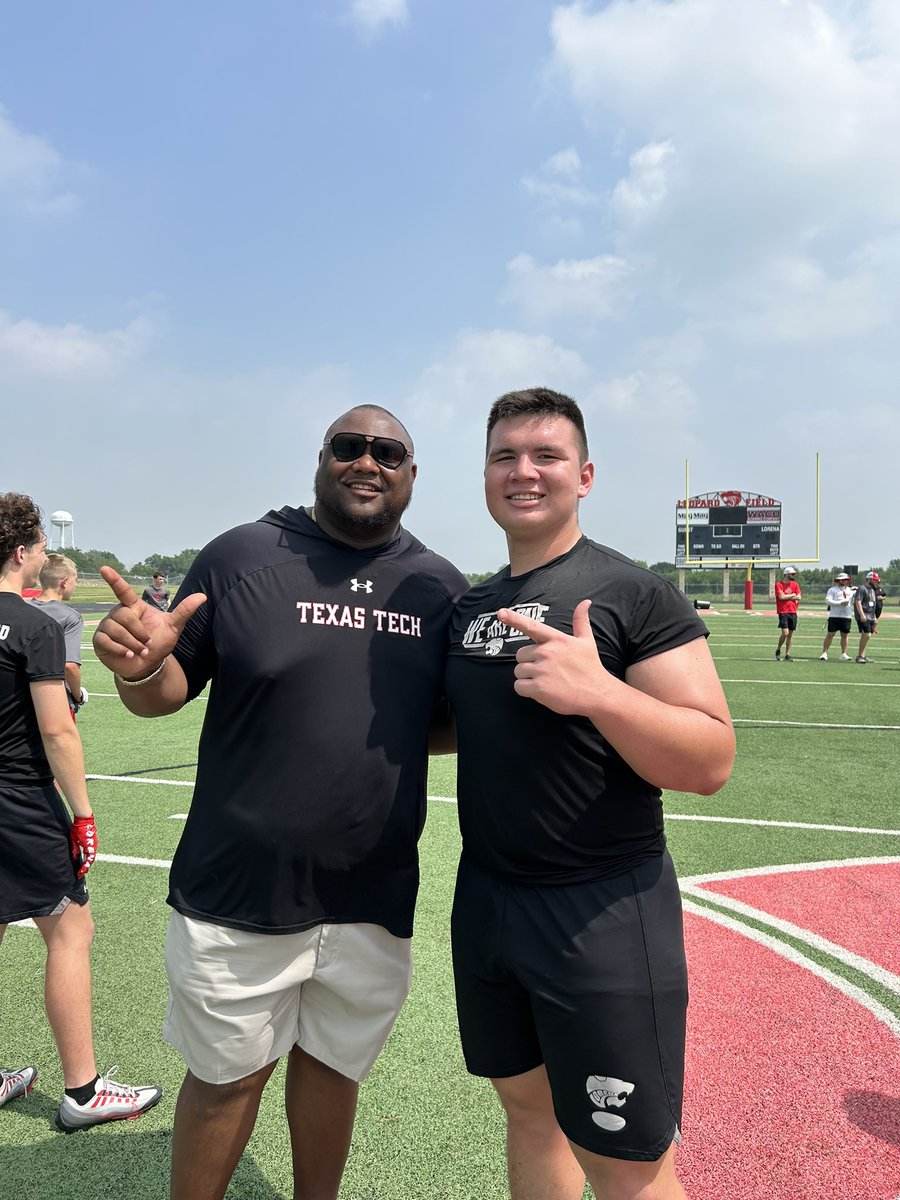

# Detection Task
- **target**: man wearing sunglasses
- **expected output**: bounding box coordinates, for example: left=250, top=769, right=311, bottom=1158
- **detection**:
left=92, top=406, right=466, bottom=1200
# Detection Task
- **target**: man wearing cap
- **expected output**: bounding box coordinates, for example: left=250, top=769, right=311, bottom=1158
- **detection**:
left=853, top=572, right=880, bottom=663
left=774, top=567, right=801, bottom=661
left=819, top=573, right=855, bottom=661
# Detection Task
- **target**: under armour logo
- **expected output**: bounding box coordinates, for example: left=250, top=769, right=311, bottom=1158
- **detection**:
left=350, top=579, right=373, bottom=593
left=586, top=1075, right=634, bottom=1132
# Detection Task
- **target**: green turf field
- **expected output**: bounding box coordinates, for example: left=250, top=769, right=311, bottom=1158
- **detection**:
left=1, top=608, right=898, bottom=1198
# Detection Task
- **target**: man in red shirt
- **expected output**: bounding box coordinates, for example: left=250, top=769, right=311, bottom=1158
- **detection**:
left=775, top=566, right=801, bottom=660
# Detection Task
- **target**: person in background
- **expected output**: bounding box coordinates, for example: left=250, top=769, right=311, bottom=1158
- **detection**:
left=28, top=554, right=88, bottom=716
left=820, top=572, right=855, bottom=661
left=853, top=571, right=880, bottom=664
left=874, top=580, right=887, bottom=624
left=142, top=572, right=170, bottom=612
left=0, top=492, right=162, bottom=1131
left=774, top=566, right=801, bottom=661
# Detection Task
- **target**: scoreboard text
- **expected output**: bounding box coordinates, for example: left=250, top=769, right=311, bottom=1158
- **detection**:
left=676, top=491, right=781, bottom=566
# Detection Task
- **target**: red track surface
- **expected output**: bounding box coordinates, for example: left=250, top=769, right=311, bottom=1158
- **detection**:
left=678, top=887, right=900, bottom=1200
left=699, top=861, right=900, bottom=976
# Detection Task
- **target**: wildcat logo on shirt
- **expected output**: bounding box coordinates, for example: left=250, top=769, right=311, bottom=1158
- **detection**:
left=460, top=603, right=549, bottom=655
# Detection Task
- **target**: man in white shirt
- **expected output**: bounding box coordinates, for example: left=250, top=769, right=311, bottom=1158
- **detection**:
left=819, top=572, right=855, bottom=661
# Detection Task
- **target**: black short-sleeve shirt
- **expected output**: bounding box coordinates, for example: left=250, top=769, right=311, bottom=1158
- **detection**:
left=0, top=593, right=65, bottom=786
left=167, top=507, right=467, bottom=937
left=445, top=538, right=708, bottom=884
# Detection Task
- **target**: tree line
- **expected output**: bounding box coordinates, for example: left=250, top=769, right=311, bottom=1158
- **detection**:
left=465, top=560, right=900, bottom=592
left=68, top=550, right=900, bottom=593
left=64, top=547, right=201, bottom=581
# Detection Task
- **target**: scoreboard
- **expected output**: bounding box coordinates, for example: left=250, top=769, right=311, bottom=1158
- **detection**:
left=676, top=490, right=781, bottom=567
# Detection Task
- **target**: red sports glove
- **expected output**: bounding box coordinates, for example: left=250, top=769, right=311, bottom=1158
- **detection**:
left=69, top=814, right=98, bottom=879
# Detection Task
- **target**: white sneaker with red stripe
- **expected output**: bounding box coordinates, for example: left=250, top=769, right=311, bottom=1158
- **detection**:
left=57, top=1066, right=162, bottom=1132
left=0, top=1065, right=37, bottom=1108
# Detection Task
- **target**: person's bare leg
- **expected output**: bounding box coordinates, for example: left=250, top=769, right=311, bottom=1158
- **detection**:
left=572, top=1140, right=687, bottom=1200
left=493, top=1066, right=586, bottom=1200
left=284, top=1046, right=359, bottom=1200
left=840, top=630, right=849, bottom=655
left=170, top=1063, right=277, bottom=1200
left=857, top=632, right=871, bottom=659
left=821, top=632, right=834, bottom=656
left=35, top=902, right=97, bottom=1087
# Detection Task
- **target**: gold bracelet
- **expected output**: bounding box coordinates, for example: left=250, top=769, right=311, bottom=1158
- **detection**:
left=115, top=657, right=168, bottom=687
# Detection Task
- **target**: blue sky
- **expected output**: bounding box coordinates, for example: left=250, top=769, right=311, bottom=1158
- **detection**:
left=2, top=0, right=899, bottom=574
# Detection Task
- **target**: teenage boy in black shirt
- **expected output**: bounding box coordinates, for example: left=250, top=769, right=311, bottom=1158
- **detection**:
left=445, top=390, right=735, bottom=1200
left=93, top=407, right=466, bottom=1200
left=0, top=492, right=161, bottom=1130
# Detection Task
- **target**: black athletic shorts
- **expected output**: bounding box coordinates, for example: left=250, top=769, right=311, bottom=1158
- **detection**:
left=827, top=617, right=851, bottom=634
left=856, top=617, right=875, bottom=634
left=451, top=852, right=687, bottom=1162
left=777, top=614, right=797, bottom=630
left=0, top=783, right=88, bottom=923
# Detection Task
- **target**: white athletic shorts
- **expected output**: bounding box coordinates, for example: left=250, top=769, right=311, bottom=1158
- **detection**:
left=163, top=913, right=413, bottom=1085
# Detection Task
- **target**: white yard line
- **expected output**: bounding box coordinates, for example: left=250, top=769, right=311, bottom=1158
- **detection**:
left=681, top=897, right=900, bottom=1036
left=86, top=776, right=900, bottom=840
left=681, top=884, right=900, bottom=997
left=733, top=718, right=900, bottom=730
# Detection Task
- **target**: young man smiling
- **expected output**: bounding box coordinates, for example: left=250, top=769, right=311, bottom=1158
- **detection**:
left=446, top=389, right=735, bottom=1200
left=92, top=407, right=465, bottom=1200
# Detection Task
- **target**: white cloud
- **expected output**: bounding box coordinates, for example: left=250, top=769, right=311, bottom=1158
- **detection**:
left=502, top=252, right=631, bottom=324
left=410, top=328, right=588, bottom=425
left=586, top=369, right=698, bottom=424
left=406, top=329, right=589, bottom=569
left=347, top=0, right=408, bottom=35
left=545, top=147, right=582, bottom=179
left=0, top=107, right=78, bottom=216
left=722, top=253, right=888, bottom=343
left=544, top=0, right=900, bottom=346
left=0, top=312, right=151, bottom=378
left=611, top=140, right=675, bottom=225
left=522, top=145, right=598, bottom=209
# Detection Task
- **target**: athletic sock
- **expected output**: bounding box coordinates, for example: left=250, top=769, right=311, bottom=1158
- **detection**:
left=65, top=1075, right=99, bottom=1105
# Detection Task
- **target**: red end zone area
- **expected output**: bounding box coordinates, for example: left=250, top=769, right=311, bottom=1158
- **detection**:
left=677, top=860, right=900, bottom=1200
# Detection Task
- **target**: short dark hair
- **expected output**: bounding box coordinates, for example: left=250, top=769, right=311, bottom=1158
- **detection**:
left=486, top=388, right=588, bottom=461
left=0, top=492, right=44, bottom=569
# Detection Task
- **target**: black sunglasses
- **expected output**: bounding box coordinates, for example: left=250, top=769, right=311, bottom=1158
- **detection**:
left=324, top=432, right=413, bottom=470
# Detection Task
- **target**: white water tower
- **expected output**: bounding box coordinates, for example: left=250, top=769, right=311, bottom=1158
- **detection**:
left=50, top=510, right=75, bottom=549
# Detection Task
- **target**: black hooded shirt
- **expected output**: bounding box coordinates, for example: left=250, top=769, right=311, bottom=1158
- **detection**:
left=168, top=506, right=466, bottom=937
